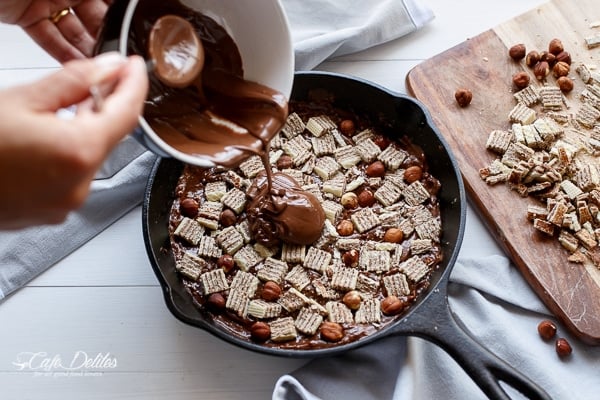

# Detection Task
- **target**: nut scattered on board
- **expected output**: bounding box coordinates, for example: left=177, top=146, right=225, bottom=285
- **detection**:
left=552, top=61, right=570, bottom=78
left=512, top=71, right=530, bottom=89
left=556, top=76, right=573, bottom=93
left=548, top=38, right=564, bottom=55
left=455, top=88, right=473, bottom=107
left=533, top=61, right=550, bottom=80
left=525, top=50, right=540, bottom=67
left=508, top=43, right=526, bottom=61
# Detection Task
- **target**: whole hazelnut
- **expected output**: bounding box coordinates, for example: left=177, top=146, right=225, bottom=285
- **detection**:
left=339, top=120, right=356, bottom=136
left=342, top=290, right=362, bottom=310
left=555, top=338, right=572, bottom=357
left=373, top=136, right=391, bottom=150
left=261, top=281, right=282, bottom=301
left=537, top=320, right=557, bottom=341
left=336, top=220, right=354, bottom=236
left=320, top=321, right=344, bottom=342
left=534, top=61, right=550, bottom=81
left=555, top=51, right=571, bottom=65
left=276, top=154, right=293, bottom=170
left=206, top=293, right=226, bottom=311
left=557, top=76, right=574, bottom=93
left=342, top=249, right=359, bottom=267
left=217, top=254, right=235, bottom=273
left=219, top=209, right=237, bottom=227
left=548, top=38, right=564, bottom=55
left=540, top=51, right=556, bottom=66
left=180, top=198, right=199, bottom=218
left=512, top=71, right=530, bottom=89
left=381, top=295, right=405, bottom=316
left=341, top=192, right=359, bottom=209
left=552, top=61, right=570, bottom=78
left=383, top=228, right=404, bottom=243
left=250, top=322, right=271, bottom=342
left=357, top=189, right=376, bottom=207
left=454, top=88, right=473, bottom=107
left=525, top=51, right=540, bottom=68
left=365, top=161, right=386, bottom=177
left=404, top=165, right=423, bottom=183
left=508, top=44, right=526, bottom=61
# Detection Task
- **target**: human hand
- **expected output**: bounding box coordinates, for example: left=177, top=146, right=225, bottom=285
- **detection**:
left=0, top=0, right=112, bottom=63
left=0, top=52, right=148, bottom=229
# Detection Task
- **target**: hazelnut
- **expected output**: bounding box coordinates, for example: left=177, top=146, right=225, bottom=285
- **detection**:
left=342, top=249, right=359, bottom=268
left=250, top=322, right=271, bottom=342
left=557, top=76, right=574, bottom=93
left=357, top=189, right=376, bottom=207
left=508, top=44, right=526, bottom=61
left=342, top=290, right=362, bottom=310
left=512, top=71, right=530, bottom=89
left=381, top=295, right=405, bottom=316
left=276, top=154, right=293, bottom=170
left=548, top=38, right=564, bottom=55
left=339, top=120, right=356, bottom=136
left=525, top=51, right=540, bottom=68
left=537, top=320, right=557, bottom=341
left=206, top=293, right=226, bottom=311
left=217, top=254, right=235, bottom=273
left=261, top=281, right=282, bottom=301
left=336, top=220, right=354, bottom=236
left=320, top=321, right=344, bottom=342
left=341, top=192, right=359, bottom=209
left=180, top=198, right=199, bottom=218
left=383, top=228, right=404, bottom=243
left=540, top=51, right=555, bottom=66
left=403, top=165, right=423, bottom=183
left=454, top=88, right=472, bottom=107
left=552, top=61, right=570, bottom=78
left=365, top=161, right=386, bottom=177
left=219, top=209, right=237, bottom=227
left=373, top=136, right=391, bottom=150
left=555, top=51, right=571, bottom=65
left=534, top=61, right=550, bottom=81
left=555, top=338, right=572, bottom=357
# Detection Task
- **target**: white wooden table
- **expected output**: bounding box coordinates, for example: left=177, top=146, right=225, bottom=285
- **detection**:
left=0, top=1, right=547, bottom=398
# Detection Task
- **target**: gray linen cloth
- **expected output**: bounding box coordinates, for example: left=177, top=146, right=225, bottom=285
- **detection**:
left=0, top=0, right=433, bottom=299
left=273, top=255, right=600, bottom=399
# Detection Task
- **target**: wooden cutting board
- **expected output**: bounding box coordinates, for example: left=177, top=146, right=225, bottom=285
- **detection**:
left=406, top=0, right=600, bottom=344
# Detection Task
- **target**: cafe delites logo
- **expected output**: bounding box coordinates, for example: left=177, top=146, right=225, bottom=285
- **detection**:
left=12, top=351, right=118, bottom=377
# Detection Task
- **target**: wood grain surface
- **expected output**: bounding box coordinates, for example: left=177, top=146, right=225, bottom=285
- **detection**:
left=406, top=0, right=600, bottom=344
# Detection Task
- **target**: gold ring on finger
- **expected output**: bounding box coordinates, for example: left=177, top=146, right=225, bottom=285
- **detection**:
left=49, top=8, right=71, bottom=24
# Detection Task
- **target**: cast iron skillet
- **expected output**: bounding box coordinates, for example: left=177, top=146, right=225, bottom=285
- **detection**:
left=142, top=72, right=551, bottom=400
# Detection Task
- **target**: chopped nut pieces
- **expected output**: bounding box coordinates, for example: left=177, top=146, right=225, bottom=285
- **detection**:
left=169, top=103, right=443, bottom=349
left=480, top=38, right=600, bottom=269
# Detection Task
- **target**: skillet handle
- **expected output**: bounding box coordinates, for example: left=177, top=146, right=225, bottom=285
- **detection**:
left=390, top=289, right=552, bottom=400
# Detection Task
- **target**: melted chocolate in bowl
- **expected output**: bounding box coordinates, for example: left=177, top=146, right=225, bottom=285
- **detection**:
left=128, top=0, right=288, bottom=167
left=129, top=0, right=323, bottom=244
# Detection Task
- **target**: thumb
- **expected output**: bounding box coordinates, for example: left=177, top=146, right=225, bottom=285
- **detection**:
left=22, top=52, right=129, bottom=112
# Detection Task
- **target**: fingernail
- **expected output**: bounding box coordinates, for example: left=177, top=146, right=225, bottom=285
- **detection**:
left=92, top=51, right=128, bottom=83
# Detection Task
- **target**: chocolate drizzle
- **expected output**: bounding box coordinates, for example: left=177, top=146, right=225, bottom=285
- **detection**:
left=246, top=171, right=326, bottom=247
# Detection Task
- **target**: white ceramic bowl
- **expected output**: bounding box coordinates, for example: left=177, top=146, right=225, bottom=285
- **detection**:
left=120, top=0, right=295, bottom=166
